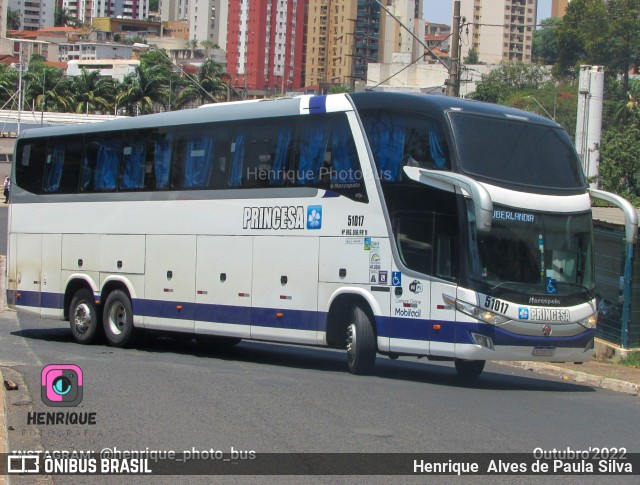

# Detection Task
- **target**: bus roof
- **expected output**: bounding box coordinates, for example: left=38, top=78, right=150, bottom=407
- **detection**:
left=348, top=91, right=559, bottom=128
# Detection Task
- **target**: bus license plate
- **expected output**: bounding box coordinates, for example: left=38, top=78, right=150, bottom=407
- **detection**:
left=532, top=347, right=556, bottom=357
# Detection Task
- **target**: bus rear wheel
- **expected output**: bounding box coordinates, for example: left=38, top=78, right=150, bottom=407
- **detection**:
left=69, top=288, right=101, bottom=344
left=346, top=306, right=376, bottom=375
left=454, top=359, right=485, bottom=380
left=103, top=290, right=139, bottom=348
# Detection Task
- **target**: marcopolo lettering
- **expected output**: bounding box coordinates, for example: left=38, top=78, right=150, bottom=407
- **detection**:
left=243, top=206, right=305, bottom=230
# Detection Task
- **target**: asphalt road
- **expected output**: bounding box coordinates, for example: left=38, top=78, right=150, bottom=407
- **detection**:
left=2, top=311, right=639, bottom=484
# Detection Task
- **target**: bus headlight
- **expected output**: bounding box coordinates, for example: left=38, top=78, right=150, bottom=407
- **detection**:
left=443, top=294, right=509, bottom=325
left=578, top=312, right=598, bottom=329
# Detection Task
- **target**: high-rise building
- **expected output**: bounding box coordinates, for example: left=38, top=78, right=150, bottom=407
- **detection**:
left=379, top=0, right=423, bottom=64
left=61, top=0, right=150, bottom=25
left=8, top=0, right=55, bottom=30
left=160, top=0, right=228, bottom=49
left=226, top=0, right=305, bottom=95
left=551, top=0, right=571, bottom=18
left=304, top=0, right=381, bottom=90
left=460, top=0, right=537, bottom=64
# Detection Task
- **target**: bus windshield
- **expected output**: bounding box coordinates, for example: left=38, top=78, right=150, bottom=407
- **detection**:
left=469, top=206, right=594, bottom=296
left=450, top=112, right=586, bottom=192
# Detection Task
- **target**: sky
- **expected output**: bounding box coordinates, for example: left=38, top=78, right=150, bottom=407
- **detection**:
left=424, top=0, right=552, bottom=24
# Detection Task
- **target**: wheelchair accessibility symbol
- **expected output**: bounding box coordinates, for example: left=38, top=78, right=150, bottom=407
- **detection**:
left=546, top=277, right=557, bottom=295
left=392, top=272, right=402, bottom=287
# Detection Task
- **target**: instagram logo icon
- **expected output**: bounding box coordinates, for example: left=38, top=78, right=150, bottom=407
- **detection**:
left=41, top=364, right=83, bottom=407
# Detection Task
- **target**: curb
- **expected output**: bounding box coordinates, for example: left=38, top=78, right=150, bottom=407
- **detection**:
left=500, top=361, right=640, bottom=396
left=0, top=367, right=6, bottom=485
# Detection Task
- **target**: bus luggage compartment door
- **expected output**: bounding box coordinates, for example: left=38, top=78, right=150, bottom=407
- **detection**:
left=251, top=236, right=319, bottom=344
left=195, top=236, right=252, bottom=338
left=15, top=233, right=42, bottom=314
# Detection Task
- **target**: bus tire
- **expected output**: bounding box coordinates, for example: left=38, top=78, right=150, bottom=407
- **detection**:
left=346, top=305, right=376, bottom=375
left=103, top=290, right=139, bottom=348
left=69, top=289, right=101, bottom=344
left=455, top=359, right=485, bottom=380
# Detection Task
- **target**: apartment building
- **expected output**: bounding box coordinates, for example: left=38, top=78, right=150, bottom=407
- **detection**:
left=551, top=0, right=571, bottom=17
left=226, top=0, right=305, bottom=95
left=304, top=0, right=381, bottom=90
left=460, top=0, right=537, bottom=64
left=8, top=0, right=55, bottom=30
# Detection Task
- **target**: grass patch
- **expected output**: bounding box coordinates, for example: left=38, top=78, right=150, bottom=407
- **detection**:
left=619, top=352, right=640, bottom=368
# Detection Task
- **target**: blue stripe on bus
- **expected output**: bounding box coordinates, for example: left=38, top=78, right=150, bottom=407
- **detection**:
left=375, top=315, right=594, bottom=348
left=9, top=289, right=593, bottom=348
left=309, top=96, right=327, bottom=114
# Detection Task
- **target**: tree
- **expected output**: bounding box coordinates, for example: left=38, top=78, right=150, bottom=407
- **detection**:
left=463, top=48, right=480, bottom=65
left=532, top=17, right=561, bottom=64
left=174, top=58, right=229, bottom=107
left=117, top=62, right=172, bottom=115
left=556, top=0, right=640, bottom=92
left=67, top=69, right=117, bottom=114
left=470, top=63, right=548, bottom=104
left=6, top=8, right=21, bottom=30
left=598, top=112, right=640, bottom=204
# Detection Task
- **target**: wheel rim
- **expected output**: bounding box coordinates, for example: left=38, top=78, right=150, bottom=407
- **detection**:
left=108, top=302, right=127, bottom=336
left=346, top=323, right=357, bottom=364
left=73, top=302, right=92, bottom=334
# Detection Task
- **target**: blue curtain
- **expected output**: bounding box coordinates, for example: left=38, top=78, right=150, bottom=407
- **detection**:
left=366, top=114, right=405, bottom=182
left=429, top=128, right=448, bottom=169
left=94, top=143, right=120, bottom=191
left=184, top=135, right=214, bottom=188
left=44, top=143, right=65, bottom=193
left=297, top=120, right=331, bottom=184
left=269, top=125, right=292, bottom=186
left=121, top=141, right=146, bottom=190
left=154, top=134, right=173, bottom=189
left=228, top=130, right=245, bottom=187
left=331, top=123, right=358, bottom=183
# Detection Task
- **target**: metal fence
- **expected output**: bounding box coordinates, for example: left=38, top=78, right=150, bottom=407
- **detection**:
left=594, top=225, right=640, bottom=348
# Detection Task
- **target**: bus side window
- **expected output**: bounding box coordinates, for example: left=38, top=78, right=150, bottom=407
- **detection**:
left=43, top=137, right=82, bottom=194
left=82, top=133, right=122, bottom=192
left=16, top=139, right=46, bottom=194
left=208, top=126, right=229, bottom=189
left=295, top=118, right=332, bottom=185
left=227, top=128, right=246, bottom=188
left=182, top=133, right=214, bottom=189
left=120, top=131, right=147, bottom=191
left=152, top=130, right=173, bottom=190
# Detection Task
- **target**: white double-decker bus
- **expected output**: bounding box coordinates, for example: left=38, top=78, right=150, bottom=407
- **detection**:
left=7, top=92, right=637, bottom=378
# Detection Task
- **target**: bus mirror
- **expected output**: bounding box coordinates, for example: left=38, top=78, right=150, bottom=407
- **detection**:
left=403, top=167, right=493, bottom=233
left=590, top=188, right=638, bottom=244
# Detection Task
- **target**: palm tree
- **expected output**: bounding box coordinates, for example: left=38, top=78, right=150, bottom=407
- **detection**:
left=66, top=69, right=117, bottom=114
left=173, top=58, right=229, bottom=108
left=116, top=63, right=171, bottom=115
left=0, top=64, right=18, bottom=108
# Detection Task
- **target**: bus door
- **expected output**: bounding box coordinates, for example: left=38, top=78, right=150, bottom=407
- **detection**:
left=195, top=236, right=252, bottom=338
left=251, top=236, right=319, bottom=344
left=389, top=212, right=458, bottom=356
left=14, top=234, right=42, bottom=314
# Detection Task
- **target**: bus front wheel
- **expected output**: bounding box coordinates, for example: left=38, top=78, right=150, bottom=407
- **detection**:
left=346, top=306, right=376, bottom=375
left=69, top=288, right=101, bottom=344
left=454, top=359, right=485, bottom=380
left=103, top=290, right=139, bottom=348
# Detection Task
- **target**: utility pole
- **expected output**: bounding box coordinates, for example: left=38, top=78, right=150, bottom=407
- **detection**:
left=447, top=1, right=461, bottom=97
